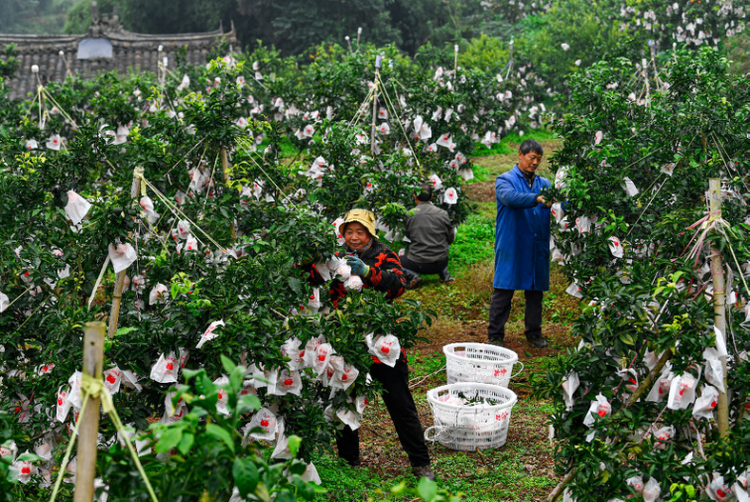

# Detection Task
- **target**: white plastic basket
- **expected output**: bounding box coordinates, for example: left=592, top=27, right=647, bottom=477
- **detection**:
left=425, top=383, right=517, bottom=451
left=443, top=343, right=522, bottom=387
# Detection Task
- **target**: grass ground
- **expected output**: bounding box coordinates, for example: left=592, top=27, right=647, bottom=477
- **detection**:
left=311, top=132, right=580, bottom=501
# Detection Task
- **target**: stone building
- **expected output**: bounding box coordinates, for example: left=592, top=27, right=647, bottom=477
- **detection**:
left=0, top=2, right=237, bottom=100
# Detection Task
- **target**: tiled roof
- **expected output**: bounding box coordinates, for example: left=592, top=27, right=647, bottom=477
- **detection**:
left=0, top=6, right=237, bottom=100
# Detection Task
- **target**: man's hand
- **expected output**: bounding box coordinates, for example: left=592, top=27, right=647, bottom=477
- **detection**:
left=346, top=255, right=370, bottom=277
left=537, top=195, right=553, bottom=208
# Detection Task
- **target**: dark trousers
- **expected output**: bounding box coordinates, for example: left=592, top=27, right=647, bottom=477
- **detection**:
left=487, top=288, right=543, bottom=342
left=335, top=359, right=431, bottom=468
left=401, top=256, right=449, bottom=281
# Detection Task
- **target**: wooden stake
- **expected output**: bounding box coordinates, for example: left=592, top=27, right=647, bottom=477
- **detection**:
left=74, top=322, right=105, bottom=502
left=107, top=271, right=126, bottom=338
left=221, top=148, right=237, bottom=241
left=708, top=178, right=729, bottom=438
left=108, top=168, right=143, bottom=338
left=370, top=55, right=384, bottom=155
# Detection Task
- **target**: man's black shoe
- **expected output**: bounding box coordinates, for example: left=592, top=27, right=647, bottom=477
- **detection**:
left=527, top=336, right=548, bottom=348
left=408, top=276, right=423, bottom=289
left=412, top=465, right=436, bottom=481
left=489, top=338, right=504, bottom=348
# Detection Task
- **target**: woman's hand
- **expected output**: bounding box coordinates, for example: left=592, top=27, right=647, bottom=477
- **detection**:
left=346, top=255, right=370, bottom=277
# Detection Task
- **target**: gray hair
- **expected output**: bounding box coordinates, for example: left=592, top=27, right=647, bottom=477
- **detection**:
left=519, top=139, right=543, bottom=156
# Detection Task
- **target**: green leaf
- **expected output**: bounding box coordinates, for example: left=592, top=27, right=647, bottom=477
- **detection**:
left=274, top=491, right=296, bottom=502
left=181, top=368, right=203, bottom=382
left=221, top=354, right=237, bottom=374
left=390, top=481, right=408, bottom=495
left=196, top=373, right=216, bottom=396
left=177, top=432, right=194, bottom=456
left=417, top=477, right=437, bottom=501
left=287, top=434, right=302, bottom=457
left=205, top=423, right=235, bottom=454
left=15, top=452, right=40, bottom=462
left=114, top=327, right=138, bottom=336
left=619, top=333, right=635, bottom=345
left=155, top=427, right=183, bottom=454
left=237, top=394, right=262, bottom=415
left=287, top=277, right=302, bottom=295
left=685, top=486, right=695, bottom=497
left=232, top=457, right=259, bottom=497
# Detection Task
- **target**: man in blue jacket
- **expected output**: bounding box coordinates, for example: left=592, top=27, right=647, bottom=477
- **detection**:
left=489, top=139, right=551, bottom=348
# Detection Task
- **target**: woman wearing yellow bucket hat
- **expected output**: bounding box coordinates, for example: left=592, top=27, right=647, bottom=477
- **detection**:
left=309, top=208, right=435, bottom=480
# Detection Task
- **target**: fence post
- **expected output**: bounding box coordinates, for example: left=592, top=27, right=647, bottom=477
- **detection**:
left=707, top=178, right=729, bottom=438
left=74, top=321, right=105, bottom=502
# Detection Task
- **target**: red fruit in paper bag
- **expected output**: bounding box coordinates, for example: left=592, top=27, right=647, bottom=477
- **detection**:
left=166, top=363, right=174, bottom=371
left=284, top=379, right=294, bottom=386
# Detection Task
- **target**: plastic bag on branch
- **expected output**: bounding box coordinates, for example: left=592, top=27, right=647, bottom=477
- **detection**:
left=304, top=336, right=334, bottom=376
left=271, top=419, right=293, bottom=459
left=64, top=190, right=91, bottom=226
left=366, top=334, right=401, bottom=367
left=249, top=363, right=278, bottom=389
left=615, top=368, right=638, bottom=401
left=667, top=370, right=701, bottom=410
left=562, top=371, right=579, bottom=411
left=150, top=352, right=179, bottom=384
left=692, top=385, right=719, bottom=420
left=214, top=376, right=230, bottom=416
left=161, top=391, right=188, bottom=424
left=245, top=408, right=279, bottom=441
left=608, top=237, right=623, bottom=259
left=196, top=320, right=225, bottom=349
left=328, top=355, right=359, bottom=391
left=645, top=370, right=674, bottom=403
left=642, top=478, right=662, bottom=502
left=583, top=393, right=611, bottom=427
left=703, top=348, right=726, bottom=393
left=626, top=475, right=644, bottom=497
left=280, top=337, right=305, bottom=371
left=706, top=474, right=734, bottom=502
left=270, top=368, right=302, bottom=396
left=108, top=243, right=137, bottom=273
left=103, top=366, right=123, bottom=394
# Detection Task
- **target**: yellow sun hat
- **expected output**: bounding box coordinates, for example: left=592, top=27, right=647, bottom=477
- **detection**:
left=339, top=208, right=377, bottom=238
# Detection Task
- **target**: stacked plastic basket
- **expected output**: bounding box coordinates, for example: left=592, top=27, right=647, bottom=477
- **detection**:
left=425, top=343, right=522, bottom=451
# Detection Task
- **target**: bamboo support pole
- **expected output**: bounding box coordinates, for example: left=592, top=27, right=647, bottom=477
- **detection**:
left=74, top=322, right=105, bottom=502
left=107, top=170, right=142, bottom=338
left=221, top=148, right=237, bottom=241
left=370, top=56, right=382, bottom=155
left=708, top=178, right=729, bottom=437
left=107, top=271, right=126, bottom=338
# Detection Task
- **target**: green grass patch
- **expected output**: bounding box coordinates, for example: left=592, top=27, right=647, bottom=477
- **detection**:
left=465, top=161, right=490, bottom=184
left=311, top=399, right=558, bottom=502
left=449, top=203, right=495, bottom=272
left=472, top=128, right=559, bottom=159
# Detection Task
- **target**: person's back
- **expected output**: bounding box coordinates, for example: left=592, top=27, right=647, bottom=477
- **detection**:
left=401, top=184, right=455, bottom=287
left=405, top=202, right=453, bottom=263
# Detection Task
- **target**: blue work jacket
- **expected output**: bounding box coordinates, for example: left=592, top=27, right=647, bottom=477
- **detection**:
left=493, top=165, right=551, bottom=291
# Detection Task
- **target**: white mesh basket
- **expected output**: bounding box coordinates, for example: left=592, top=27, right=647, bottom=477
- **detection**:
left=425, top=383, right=517, bottom=451
left=443, top=343, right=522, bottom=387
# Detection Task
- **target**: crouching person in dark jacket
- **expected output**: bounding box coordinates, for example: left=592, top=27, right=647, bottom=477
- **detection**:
left=401, top=183, right=455, bottom=288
